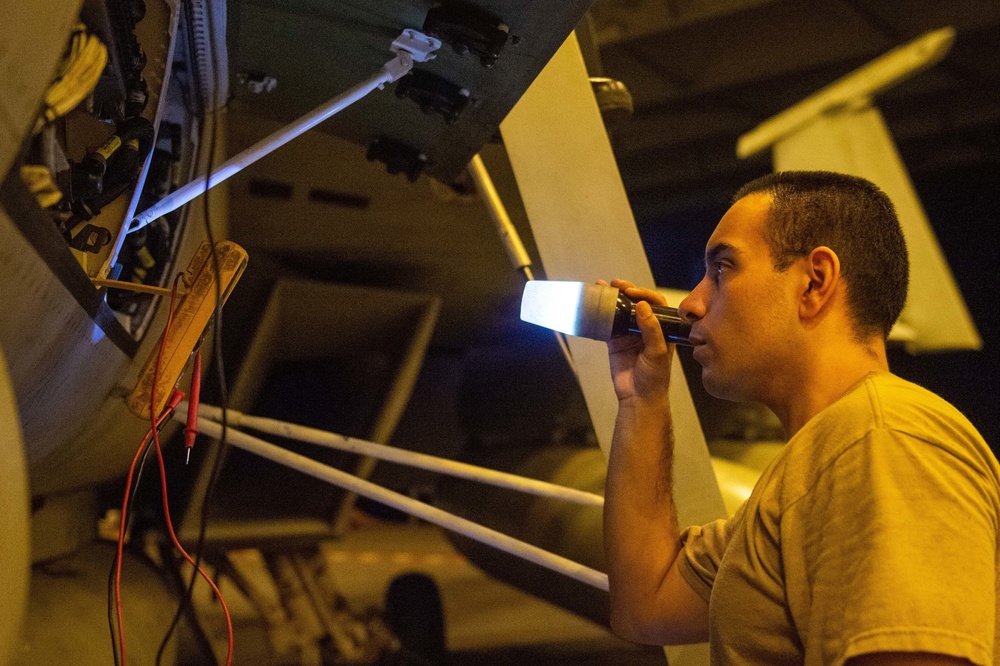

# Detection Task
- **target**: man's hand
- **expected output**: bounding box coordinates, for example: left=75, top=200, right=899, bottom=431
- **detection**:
left=602, top=279, right=674, bottom=403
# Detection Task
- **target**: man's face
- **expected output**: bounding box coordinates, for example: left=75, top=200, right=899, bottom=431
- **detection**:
left=678, top=193, right=804, bottom=404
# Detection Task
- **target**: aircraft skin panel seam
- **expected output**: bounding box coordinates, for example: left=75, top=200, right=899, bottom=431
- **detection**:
left=0, top=170, right=138, bottom=357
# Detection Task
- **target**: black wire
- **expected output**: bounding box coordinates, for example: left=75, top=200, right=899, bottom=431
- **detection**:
left=157, top=0, right=229, bottom=660
left=107, top=570, right=119, bottom=666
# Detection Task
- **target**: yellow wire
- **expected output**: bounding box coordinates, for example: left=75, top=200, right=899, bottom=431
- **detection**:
left=35, top=26, right=108, bottom=132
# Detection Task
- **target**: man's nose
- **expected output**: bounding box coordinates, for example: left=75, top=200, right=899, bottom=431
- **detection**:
left=678, top=283, right=706, bottom=322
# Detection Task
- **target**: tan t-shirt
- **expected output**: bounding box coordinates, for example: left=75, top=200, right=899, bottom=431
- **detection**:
left=678, top=372, right=1000, bottom=665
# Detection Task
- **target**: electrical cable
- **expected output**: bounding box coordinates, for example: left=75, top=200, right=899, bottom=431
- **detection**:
left=157, top=1, right=231, bottom=659
left=184, top=349, right=202, bottom=463
left=107, top=411, right=172, bottom=666
left=112, top=390, right=184, bottom=665
left=149, top=365, right=233, bottom=666
left=115, top=274, right=233, bottom=665
left=34, top=24, right=108, bottom=133
left=114, top=274, right=183, bottom=664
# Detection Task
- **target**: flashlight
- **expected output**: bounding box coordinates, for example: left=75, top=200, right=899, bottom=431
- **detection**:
left=520, top=281, right=692, bottom=345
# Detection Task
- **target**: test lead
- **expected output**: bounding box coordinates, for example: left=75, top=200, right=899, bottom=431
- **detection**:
left=184, top=349, right=202, bottom=464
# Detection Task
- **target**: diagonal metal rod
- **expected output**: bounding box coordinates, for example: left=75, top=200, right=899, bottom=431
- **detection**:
left=177, top=411, right=610, bottom=591
left=189, top=403, right=604, bottom=507
left=129, top=68, right=394, bottom=233
left=129, top=28, right=443, bottom=234
left=467, top=154, right=576, bottom=373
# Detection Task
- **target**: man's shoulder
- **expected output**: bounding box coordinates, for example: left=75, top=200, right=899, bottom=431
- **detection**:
left=863, top=372, right=985, bottom=445
left=780, top=372, right=997, bottom=498
left=784, top=372, right=887, bottom=458
left=800, top=372, right=982, bottom=445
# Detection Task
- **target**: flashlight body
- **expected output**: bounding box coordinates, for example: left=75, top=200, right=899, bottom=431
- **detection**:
left=518, top=281, right=692, bottom=345
left=611, top=292, right=692, bottom=346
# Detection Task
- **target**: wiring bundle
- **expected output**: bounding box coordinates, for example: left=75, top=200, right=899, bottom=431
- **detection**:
left=108, top=274, right=232, bottom=666
left=34, top=23, right=109, bottom=134
left=110, top=28, right=235, bottom=655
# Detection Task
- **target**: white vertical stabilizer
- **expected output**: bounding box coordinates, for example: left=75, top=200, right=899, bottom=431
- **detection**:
left=738, top=28, right=980, bottom=353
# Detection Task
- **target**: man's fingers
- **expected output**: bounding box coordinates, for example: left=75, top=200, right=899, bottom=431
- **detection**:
left=635, top=300, right=669, bottom=355
left=609, top=278, right=636, bottom=291
left=605, top=279, right=668, bottom=307
left=624, top=286, right=667, bottom=307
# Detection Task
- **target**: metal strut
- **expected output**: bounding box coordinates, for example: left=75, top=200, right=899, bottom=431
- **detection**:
left=467, top=153, right=576, bottom=373
left=124, top=30, right=441, bottom=238
left=174, top=403, right=610, bottom=592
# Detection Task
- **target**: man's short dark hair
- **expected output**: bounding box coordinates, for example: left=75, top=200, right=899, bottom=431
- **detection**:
left=733, top=171, right=909, bottom=340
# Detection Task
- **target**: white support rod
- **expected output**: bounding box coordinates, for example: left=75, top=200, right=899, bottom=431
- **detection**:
left=184, top=403, right=605, bottom=507
left=468, top=154, right=576, bottom=372
left=103, top=148, right=158, bottom=278
left=129, top=67, right=393, bottom=232
left=181, top=414, right=610, bottom=591
left=468, top=153, right=532, bottom=271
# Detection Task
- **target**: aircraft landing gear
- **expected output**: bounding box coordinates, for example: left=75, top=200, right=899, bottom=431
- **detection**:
left=383, top=573, right=447, bottom=665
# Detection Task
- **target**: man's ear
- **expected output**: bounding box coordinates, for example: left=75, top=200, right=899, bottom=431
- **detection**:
left=800, top=246, right=840, bottom=321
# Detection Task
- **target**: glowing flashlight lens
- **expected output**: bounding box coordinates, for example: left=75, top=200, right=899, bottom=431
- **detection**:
left=520, top=281, right=585, bottom=336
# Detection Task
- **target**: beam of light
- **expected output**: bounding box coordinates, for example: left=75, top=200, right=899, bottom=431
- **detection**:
left=520, top=281, right=584, bottom=336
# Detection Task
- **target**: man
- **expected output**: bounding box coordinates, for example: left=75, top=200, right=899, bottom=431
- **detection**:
left=603, top=171, right=999, bottom=665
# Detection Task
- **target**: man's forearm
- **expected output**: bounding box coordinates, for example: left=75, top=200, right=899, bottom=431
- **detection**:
left=604, top=395, right=683, bottom=640
left=602, top=291, right=709, bottom=644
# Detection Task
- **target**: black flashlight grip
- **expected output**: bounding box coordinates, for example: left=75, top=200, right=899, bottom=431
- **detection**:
left=613, top=293, right=692, bottom=346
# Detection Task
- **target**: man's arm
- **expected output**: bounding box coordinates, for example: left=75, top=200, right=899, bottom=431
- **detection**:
left=602, top=280, right=710, bottom=645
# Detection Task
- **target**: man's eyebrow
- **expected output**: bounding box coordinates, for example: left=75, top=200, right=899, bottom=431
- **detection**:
left=705, top=242, right=738, bottom=266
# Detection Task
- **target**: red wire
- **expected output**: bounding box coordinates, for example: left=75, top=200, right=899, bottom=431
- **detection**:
left=150, top=402, right=234, bottom=665
left=114, top=402, right=177, bottom=665
left=116, top=274, right=233, bottom=665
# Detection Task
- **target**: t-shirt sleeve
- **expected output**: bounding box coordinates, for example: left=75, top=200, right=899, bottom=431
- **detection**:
left=678, top=509, right=740, bottom=604
left=783, top=428, right=998, bottom=666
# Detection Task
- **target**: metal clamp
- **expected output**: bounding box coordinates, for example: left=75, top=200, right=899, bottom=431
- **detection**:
left=381, top=29, right=442, bottom=87
left=391, top=29, right=441, bottom=63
